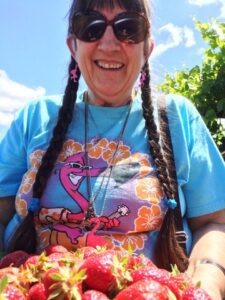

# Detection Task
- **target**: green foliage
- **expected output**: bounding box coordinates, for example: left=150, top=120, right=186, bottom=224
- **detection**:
left=158, top=19, right=225, bottom=151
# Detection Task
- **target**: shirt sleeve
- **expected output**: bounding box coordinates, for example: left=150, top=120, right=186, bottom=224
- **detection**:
left=167, top=94, right=225, bottom=218
left=0, top=113, right=27, bottom=196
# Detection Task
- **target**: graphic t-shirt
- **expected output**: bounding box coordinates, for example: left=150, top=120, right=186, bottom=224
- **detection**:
left=1, top=93, right=225, bottom=259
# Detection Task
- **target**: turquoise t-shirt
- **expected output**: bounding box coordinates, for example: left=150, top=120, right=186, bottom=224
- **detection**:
left=0, top=93, right=225, bottom=259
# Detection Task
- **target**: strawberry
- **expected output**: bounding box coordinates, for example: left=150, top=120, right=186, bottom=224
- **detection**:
left=47, top=252, right=75, bottom=264
left=28, top=282, right=47, bottom=300
left=23, top=253, right=51, bottom=284
left=76, top=247, right=98, bottom=259
left=44, top=245, right=69, bottom=256
left=114, top=278, right=176, bottom=300
left=0, top=283, right=26, bottom=300
left=82, top=290, right=110, bottom=300
left=79, top=250, right=132, bottom=295
left=130, top=266, right=182, bottom=299
left=170, top=265, right=193, bottom=291
left=128, top=254, right=157, bottom=270
left=42, top=265, right=85, bottom=300
left=0, top=250, right=30, bottom=268
left=23, top=255, right=40, bottom=268
left=182, top=287, right=212, bottom=299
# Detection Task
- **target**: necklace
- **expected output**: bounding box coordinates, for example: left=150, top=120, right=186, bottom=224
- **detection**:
left=83, top=92, right=133, bottom=219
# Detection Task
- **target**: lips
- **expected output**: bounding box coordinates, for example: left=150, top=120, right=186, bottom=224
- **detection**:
left=95, top=60, right=124, bottom=70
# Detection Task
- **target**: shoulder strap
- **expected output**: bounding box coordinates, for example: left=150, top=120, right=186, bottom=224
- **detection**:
left=157, top=95, right=188, bottom=251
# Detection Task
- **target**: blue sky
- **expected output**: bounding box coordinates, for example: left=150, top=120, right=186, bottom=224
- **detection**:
left=0, top=0, right=225, bottom=139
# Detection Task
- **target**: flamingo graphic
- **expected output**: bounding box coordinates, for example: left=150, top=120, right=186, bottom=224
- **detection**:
left=47, top=153, right=103, bottom=244
left=38, top=152, right=131, bottom=246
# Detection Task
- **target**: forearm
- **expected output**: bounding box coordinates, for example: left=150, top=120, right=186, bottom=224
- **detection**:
left=188, top=223, right=225, bottom=299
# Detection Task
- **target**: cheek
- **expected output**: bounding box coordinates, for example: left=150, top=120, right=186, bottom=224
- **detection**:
left=75, top=42, right=93, bottom=64
left=127, top=45, right=145, bottom=68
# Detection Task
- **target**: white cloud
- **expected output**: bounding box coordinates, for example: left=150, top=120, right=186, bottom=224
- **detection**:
left=188, top=0, right=218, bottom=5
left=188, top=0, right=225, bottom=19
left=152, top=23, right=196, bottom=58
left=183, top=26, right=196, bottom=47
left=0, top=70, right=46, bottom=126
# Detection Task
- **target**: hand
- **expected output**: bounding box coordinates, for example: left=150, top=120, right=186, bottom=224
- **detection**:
left=188, top=263, right=224, bottom=300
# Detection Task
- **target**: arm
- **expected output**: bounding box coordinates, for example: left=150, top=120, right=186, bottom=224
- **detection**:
left=0, top=196, right=16, bottom=251
left=187, top=209, right=225, bottom=300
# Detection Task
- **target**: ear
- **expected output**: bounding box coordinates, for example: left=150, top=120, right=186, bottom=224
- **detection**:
left=144, top=38, right=154, bottom=60
left=66, top=35, right=77, bottom=59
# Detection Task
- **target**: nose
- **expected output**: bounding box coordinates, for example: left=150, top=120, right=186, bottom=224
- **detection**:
left=97, top=25, right=120, bottom=51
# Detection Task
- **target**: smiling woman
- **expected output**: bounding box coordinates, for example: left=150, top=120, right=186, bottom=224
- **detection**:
left=0, top=1, right=225, bottom=299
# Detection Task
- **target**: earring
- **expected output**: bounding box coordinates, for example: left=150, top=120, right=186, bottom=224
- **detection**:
left=70, top=65, right=78, bottom=83
left=139, top=69, right=146, bottom=87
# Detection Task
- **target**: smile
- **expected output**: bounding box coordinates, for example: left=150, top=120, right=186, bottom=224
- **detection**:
left=95, top=60, right=124, bottom=70
left=69, top=173, right=82, bottom=185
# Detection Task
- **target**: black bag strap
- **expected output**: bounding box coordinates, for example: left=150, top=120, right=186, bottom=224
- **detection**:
left=157, top=95, right=188, bottom=251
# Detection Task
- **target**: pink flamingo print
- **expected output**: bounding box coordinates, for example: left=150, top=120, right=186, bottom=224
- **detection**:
left=50, top=153, right=102, bottom=244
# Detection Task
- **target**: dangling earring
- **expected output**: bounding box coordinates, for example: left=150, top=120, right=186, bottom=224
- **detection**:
left=139, top=69, right=146, bottom=87
left=70, top=65, right=79, bottom=83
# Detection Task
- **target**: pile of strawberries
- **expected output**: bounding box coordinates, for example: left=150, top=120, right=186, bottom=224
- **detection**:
left=0, top=245, right=211, bottom=299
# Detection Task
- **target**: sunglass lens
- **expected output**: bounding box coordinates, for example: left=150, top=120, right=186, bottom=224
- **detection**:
left=114, top=15, right=147, bottom=43
left=73, top=13, right=106, bottom=42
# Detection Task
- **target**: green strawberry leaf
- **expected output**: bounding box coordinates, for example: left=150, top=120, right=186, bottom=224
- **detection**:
left=48, top=289, right=62, bottom=300
left=0, top=276, right=8, bottom=294
left=127, top=243, right=133, bottom=255
left=195, top=280, right=201, bottom=288
left=76, top=268, right=86, bottom=281
left=50, top=273, right=63, bottom=281
left=168, top=288, right=177, bottom=300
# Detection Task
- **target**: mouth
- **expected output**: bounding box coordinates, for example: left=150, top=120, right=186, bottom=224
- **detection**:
left=95, top=60, right=124, bottom=70
left=69, top=173, right=82, bottom=185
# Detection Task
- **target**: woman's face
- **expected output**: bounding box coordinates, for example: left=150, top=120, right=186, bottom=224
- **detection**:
left=67, top=5, right=152, bottom=106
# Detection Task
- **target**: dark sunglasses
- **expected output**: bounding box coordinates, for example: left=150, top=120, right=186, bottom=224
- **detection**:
left=71, top=11, right=150, bottom=44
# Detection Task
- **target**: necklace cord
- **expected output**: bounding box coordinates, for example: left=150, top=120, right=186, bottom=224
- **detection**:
left=84, top=92, right=133, bottom=218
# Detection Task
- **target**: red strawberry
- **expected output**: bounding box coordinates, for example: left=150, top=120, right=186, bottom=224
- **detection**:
left=170, top=265, right=194, bottom=291
left=47, top=252, right=75, bottom=264
left=41, top=267, right=62, bottom=294
left=28, top=282, right=47, bottom=300
left=128, top=254, right=157, bottom=270
left=23, top=254, right=49, bottom=282
left=23, top=255, right=40, bottom=268
left=80, top=250, right=132, bottom=294
left=44, top=245, right=69, bottom=256
left=82, top=290, right=110, bottom=300
left=115, top=278, right=175, bottom=300
left=0, top=250, right=30, bottom=268
left=182, top=287, right=212, bottom=299
left=130, top=266, right=182, bottom=299
left=76, top=246, right=97, bottom=259
left=1, top=283, right=26, bottom=300
left=42, top=265, right=85, bottom=299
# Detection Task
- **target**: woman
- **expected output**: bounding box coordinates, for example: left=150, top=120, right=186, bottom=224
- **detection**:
left=0, top=0, right=225, bottom=298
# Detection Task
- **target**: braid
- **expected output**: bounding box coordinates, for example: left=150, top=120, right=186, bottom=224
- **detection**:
left=8, top=58, right=81, bottom=253
left=141, top=61, right=188, bottom=271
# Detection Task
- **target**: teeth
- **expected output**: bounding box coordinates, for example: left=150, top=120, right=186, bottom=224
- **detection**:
left=69, top=173, right=82, bottom=185
left=96, top=61, right=123, bottom=70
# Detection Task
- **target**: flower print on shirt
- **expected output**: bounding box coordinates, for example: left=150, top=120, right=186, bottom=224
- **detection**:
left=58, top=140, right=82, bottom=162
left=15, top=137, right=167, bottom=256
left=135, top=177, right=164, bottom=204
left=134, top=205, right=165, bottom=232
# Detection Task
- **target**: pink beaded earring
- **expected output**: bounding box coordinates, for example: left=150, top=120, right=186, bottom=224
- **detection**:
left=70, top=65, right=79, bottom=83
left=139, top=69, right=146, bottom=87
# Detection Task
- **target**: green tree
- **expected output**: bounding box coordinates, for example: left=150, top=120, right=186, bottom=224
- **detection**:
left=158, top=19, right=225, bottom=152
